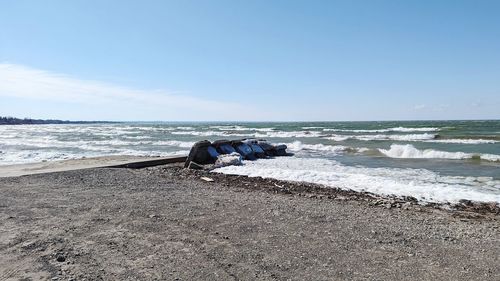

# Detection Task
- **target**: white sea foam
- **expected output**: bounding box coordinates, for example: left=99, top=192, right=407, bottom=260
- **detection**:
left=208, top=125, right=275, bottom=132
left=357, top=147, right=371, bottom=153
left=122, top=135, right=152, bottom=140
left=171, top=130, right=322, bottom=138
left=363, top=133, right=437, bottom=141
left=379, top=144, right=500, bottom=162
left=286, top=141, right=348, bottom=154
left=324, top=133, right=436, bottom=142
left=323, top=127, right=440, bottom=133
left=425, top=139, right=498, bottom=144
left=171, top=130, right=248, bottom=137
left=176, top=126, right=195, bottom=130
left=323, top=135, right=351, bottom=141
left=252, top=128, right=276, bottom=132
left=256, top=131, right=324, bottom=138
left=325, top=134, right=497, bottom=144
left=152, top=140, right=195, bottom=148
left=0, top=150, right=84, bottom=165
left=481, top=154, right=500, bottom=162
left=213, top=157, right=500, bottom=204
left=0, top=148, right=190, bottom=166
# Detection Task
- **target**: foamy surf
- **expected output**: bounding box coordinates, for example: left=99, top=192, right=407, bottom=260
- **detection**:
left=171, top=130, right=324, bottom=138
left=286, top=141, right=349, bottom=154
left=425, top=139, right=498, bottom=144
left=0, top=149, right=190, bottom=166
left=324, top=133, right=436, bottom=142
left=379, top=144, right=500, bottom=162
left=323, top=127, right=441, bottom=133
left=213, top=157, right=500, bottom=204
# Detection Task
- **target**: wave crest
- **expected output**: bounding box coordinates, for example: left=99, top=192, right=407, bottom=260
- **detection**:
left=379, top=144, right=500, bottom=162
left=323, top=127, right=440, bottom=133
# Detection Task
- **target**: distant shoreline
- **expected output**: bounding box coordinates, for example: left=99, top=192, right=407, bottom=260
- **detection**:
left=1, top=117, right=499, bottom=125
left=0, top=116, right=117, bottom=125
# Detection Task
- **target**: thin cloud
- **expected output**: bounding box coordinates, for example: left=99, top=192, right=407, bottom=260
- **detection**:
left=413, top=104, right=426, bottom=111
left=0, top=63, right=254, bottom=120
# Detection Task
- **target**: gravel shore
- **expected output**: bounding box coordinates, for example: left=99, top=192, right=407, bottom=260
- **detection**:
left=0, top=163, right=498, bottom=280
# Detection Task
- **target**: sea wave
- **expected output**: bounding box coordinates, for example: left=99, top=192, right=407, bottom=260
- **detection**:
left=209, top=125, right=275, bottom=132
left=256, top=131, right=324, bottom=138
left=213, top=157, right=500, bottom=204
left=323, top=127, right=440, bottom=133
left=0, top=136, right=196, bottom=150
left=122, top=135, right=152, bottom=140
left=302, top=126, right=325, bottom=129
left=379, top=144, right=500, bottom=162
left=176, top=126, right=195, bottom=130
left=324, top=133, right=436, bottom=142
left=285, top=141, right=349, bottom=154
left=425, top=139, right=498, bottom=144
left=171, top=130, right=323, bottom=138
left=151, top=140, right=196, bottom=148
left=0, top=148, right=190, bottom=166
left=171, top=131, right=248, bottom=137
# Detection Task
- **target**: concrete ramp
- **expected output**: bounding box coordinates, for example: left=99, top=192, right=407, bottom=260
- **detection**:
left=0, top=155, right=187, bottom=178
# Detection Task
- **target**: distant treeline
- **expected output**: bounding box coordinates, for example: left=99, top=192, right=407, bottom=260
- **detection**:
left=0, top=116, right=115, bottom=125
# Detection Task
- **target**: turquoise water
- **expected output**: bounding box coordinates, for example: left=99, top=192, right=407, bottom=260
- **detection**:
left=1, top=120, right=499, bottom=203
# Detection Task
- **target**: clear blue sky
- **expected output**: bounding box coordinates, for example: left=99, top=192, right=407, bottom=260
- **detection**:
left=1, top=0, right=499, bottom=121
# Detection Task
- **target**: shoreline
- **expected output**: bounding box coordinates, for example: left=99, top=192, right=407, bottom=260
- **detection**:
left=1, top=156, right=499, bottom=215
left=0, top=163, right=498, bottom=280
left=186, top=165, right=500, bottom=216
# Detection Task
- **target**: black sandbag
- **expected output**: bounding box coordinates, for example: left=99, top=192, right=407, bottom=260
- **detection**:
left=257, top=140, right=276, bottom=156
left=243, top=139, right=267, bottom=158
left=274, top=144, right=288, bottom=156
left=231, top=140, right=257, bottom=160
left=212, top=139, right=237, bottom=155
left=184, top=140, right=219, bottom=168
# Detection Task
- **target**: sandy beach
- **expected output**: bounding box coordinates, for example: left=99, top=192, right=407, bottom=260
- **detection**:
left=0, top=160, right=498, bottom=280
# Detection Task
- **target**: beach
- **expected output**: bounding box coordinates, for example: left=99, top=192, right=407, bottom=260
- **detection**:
left=3, top=1, right=500, bottom=279
left=1, top=161, right=498, bottom=280
left=2, top=121, right=499, bottom=205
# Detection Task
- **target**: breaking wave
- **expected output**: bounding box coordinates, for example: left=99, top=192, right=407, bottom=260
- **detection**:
left=209, top=125, right=275, bottom=132
left=171, top=131, right=248, bottom=137
left=151, top=140, right=195, bottom=148
left=379, top=144, right=500, bottom=162
left=323, top=127, right=440, bottom=133
left=324, top=133, right=436, bottom=142
left=425, top=139, right=498, bottom=144
left=0, top=149, right=190, bottom=166
left=302, top=126, right=325, bottom=129
left=285, top=141, right=349, bottom=154
left=172, top=130, right=323, bottom=138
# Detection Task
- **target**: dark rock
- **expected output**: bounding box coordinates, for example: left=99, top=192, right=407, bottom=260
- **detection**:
left=459, top=199, right=473, bottom=206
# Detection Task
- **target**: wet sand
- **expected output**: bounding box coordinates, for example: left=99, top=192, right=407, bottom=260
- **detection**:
left=0, top=163, right=498, bottom=280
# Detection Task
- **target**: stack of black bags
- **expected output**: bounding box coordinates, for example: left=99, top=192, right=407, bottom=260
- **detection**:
left=184, top=139, right=291, bottom=169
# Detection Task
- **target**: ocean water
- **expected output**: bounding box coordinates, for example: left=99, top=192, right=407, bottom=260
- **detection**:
left=1, top=120, right=499, bottom=204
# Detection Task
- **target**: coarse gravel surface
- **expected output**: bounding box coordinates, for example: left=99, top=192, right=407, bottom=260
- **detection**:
left=0, top=163, right=498, bottom=280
